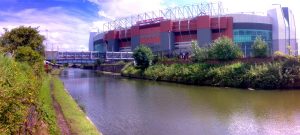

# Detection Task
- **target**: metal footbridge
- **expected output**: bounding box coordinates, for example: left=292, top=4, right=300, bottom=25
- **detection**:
left=46, top=51, right=133, bottom=64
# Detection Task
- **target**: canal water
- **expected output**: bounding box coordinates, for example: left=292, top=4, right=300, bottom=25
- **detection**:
left=60, top=68, right=300, bottom=135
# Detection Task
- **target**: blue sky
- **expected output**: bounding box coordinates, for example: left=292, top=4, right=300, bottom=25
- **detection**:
left=0, top=0, right=298, bottom=51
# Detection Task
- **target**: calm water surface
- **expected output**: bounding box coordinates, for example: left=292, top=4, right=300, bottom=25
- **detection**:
left=60, top=68, right=300, bottom=135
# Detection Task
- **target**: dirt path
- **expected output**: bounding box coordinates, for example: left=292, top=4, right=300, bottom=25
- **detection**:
left=50, top=80, right=72, bottom=135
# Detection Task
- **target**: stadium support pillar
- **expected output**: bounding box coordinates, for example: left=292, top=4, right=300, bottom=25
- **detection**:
left=196, top=16, right=212, bottom=47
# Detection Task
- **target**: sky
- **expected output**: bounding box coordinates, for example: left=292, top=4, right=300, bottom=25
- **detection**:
left=0, top=0, right=299, bottom=51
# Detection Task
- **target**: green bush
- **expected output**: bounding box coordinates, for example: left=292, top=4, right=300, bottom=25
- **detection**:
left=208, top=36, right=243, bottom=60
left=0, top=26, right=45, bottom=56
left=133, top=45, right=154, bottom=70
left=191, top=41, right=208, bottom=62
left=244, top=63, right=283, bottom=89
left=144, top=64, right=167, bottom=80
left=206, top=63, right=248, bottom=87
left=0, top=55, right=40, bottom=134
left=15, top=46, right=43, bottom=65
left=252, top=36, right=268, bottom=58
left=121, top=65, right=143, bottom=78
left=281, top=58, right=300, bottom=88
left=122, top=55, right=300, bottom=89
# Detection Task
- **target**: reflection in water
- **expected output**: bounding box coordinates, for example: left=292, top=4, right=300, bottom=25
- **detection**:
left=60, top=68, right=300, bottom=135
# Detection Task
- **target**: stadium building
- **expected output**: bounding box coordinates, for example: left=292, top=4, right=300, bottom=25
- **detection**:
left=91, top=2, right=297, bottom=57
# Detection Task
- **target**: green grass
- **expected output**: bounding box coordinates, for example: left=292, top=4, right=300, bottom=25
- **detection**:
left=38, top=76, right=60, bottom=135
left=52, top=77, right=101, bottom=135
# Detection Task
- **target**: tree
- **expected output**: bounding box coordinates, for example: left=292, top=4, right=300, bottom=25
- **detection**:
left=0, top=26, right=45, bottom=56
left=15, top=46, right=42, bottom=65
left=133, top=45, right=154, bottom=70
left=252, top=36, right=268, bottom=58
left=208, top=36, right=243, bottom=60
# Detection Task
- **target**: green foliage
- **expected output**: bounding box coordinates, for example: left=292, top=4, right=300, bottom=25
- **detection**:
left=244, top=63, right=283, bottom=89
left=0, top=55, right=40, bottom=134
left=15, top=46, right=43, bottom=65
left=121, top=65, right=143, bottom=78
left=274, top=51, right=285, bottom=58
left=0, top=26, right=45, bottom=77
left=252, top=36, right=268, bottom=58
left=191, top=41, right=208, bottom=62
left=208, top=36, right=243, bottom=60
left=38, top=76, right=60, bottom=135
left=123, top=58, right=300, bottom=89
left=206, top=63, right=248, bottom=87
left=140, top=63, right=210, bottom=83
left=133, top=45, right=154, bottom=69
left=281, top=58, right=300, bottom=88
left=0, top=26, right=45, bottom=56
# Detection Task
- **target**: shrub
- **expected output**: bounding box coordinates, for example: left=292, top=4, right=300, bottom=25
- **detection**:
left=121, top=65, right=143, bottom=78
left=244, top=63, right=283, bottom=89
left=0, top=26, right=45, bottom=56
left=281, top=58, right=300, bottom=88
left=15, top=46, right=43, bottom=65
left=274, top=51, right=285, bottom=58
left=144, top=64, right=167, bottom=80
left=208, top=36, right=243, bottom=60
left=252, top=36, right=268, bottom=58
left=0, top=55, right=40, bottom=134
left=206, top=62, right=248, bottom=87
left=191, top=41, right=208, bottom=62
left=133, top=45, right=154, bottom=70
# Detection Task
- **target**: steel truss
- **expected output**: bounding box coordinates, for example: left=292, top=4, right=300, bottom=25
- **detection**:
left=103, top=2, right=224, bottom=32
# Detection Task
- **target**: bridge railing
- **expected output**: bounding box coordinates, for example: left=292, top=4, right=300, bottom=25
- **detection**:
left=106, top=52, right=134, bottom=60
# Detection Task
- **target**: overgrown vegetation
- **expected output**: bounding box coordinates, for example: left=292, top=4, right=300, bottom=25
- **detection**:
left=208, top=36, right=243, bottom=60
left=0, top=26, right=45, bottom=57
left=0, top=26, right=48, bottom=134
left=123, top=35, right=300, bottom=89
left=123, top=57, right=300, bottom=89
left=52, top=77, right=100, bottom=135
left=252, top=36, right=268, bottom=58
left=191, top=41, right=208, bottom=62
left=0, top=55, right=40, bottom=134
left=133, top=45, right=154, bottom=70
left=0, top=26, right=101, bottom=134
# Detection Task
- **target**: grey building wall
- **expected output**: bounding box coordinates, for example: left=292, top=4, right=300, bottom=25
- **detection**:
left=131, top=36, right=140, bottom=51
left=160, top=32, right=175, bottom=52
left=197, top=29, right=212, bottom=47
left=108, top=40, right=119, bottom=52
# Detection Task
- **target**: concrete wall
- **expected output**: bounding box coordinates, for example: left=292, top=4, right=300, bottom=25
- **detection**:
left=160, top=32, right=175, bottom=51
left=197, top=29, right=212, bottom=47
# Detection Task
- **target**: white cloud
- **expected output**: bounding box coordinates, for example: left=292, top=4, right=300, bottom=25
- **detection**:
left=0, top=7, right=92, bottom=51
left=91, top=0, right=165, bottom=18
left=89, top=0, right=167, bottom=31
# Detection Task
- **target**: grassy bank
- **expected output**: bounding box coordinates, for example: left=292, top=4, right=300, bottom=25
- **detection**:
left=0, top=55, right=41, bottom=134
left=38, top=76, right=60, bottom=135
left=122, top=58, right=300, bottom=89
left=52, top=77, right=101, bottom=135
